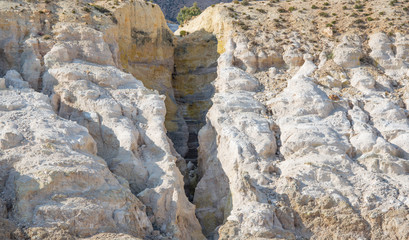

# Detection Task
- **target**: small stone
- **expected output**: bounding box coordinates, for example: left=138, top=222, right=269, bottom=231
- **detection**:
left=0, top=78, right=6, bottom=89
left=269, top=67, right=278, bottom=77
left=329, top=94, right=340, bottom=101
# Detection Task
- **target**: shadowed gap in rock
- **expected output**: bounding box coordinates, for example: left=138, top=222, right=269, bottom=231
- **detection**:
left=169, top=30, right=219, bottom=202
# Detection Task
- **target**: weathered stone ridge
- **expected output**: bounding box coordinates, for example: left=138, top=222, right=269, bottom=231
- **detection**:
left=179, top=1, right=409, bottom=239
left=0, top=86, right=152, bottom=238
left=101, top=0, right=187, bottom=156
left=1, top=0, right=409, bottom=239
left=0, top=0, right=204, bottom=239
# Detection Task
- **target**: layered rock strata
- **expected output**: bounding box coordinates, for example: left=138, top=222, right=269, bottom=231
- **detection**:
left=101, top=0, right=188, bottom=156
left=172, top=30, right=219, bottom=200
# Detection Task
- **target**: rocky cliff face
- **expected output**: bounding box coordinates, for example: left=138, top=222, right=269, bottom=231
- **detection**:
left=1, top=0, right=409, bottom=239
left=172, top=30, right=219, bottom=199
left=178, top=1, right=409, bottom=239
left=0, top=0, right=203, bottom=239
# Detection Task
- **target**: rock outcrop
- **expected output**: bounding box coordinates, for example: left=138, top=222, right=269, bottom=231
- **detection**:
left=179, top=1, right=409, bottom=239
left=0, top=0, right=204, bottom=239
left=101, top=0, right=187, bottom=158
left=1, top=0, right=409, bottom=239
left=1, top=85, right=152, bottom=238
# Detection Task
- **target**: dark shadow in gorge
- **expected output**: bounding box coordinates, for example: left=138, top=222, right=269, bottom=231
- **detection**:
left=194, top=123, right=232, bottom=238
left=169, top=29, right=219, bottom=202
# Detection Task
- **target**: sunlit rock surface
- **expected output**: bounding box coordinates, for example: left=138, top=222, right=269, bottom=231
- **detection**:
left=1, top=0, right=409, bottom=239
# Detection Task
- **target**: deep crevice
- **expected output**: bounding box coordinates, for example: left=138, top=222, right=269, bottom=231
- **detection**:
left=169, top=30, right=219, bottom=202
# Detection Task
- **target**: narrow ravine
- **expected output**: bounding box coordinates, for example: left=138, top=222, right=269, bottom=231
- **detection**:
left=2, top=0, right=409, bottom=239
left=170, top=30, right=219, bottom=201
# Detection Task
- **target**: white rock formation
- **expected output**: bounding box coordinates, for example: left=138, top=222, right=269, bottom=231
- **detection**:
left=40, top=22, right=204, bottom=240
left=195, top=39, right=290, bottom=238
left=369, top=32, right=409, bottom=77
left=4, top=70, right=29, bottom=89
left=1, top=0, right=409, bottom=239
left=333, top=34, right=363, bottom=68
left=0, top=1, right=204, bottom=239
left=0, top=87, right=152, bottom=238
left=180, top=3, right=409, bottom=238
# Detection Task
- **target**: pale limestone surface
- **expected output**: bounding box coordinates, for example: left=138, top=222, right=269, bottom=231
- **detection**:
left=181, top=1, right=409, bottom=239
left=1, top=0, right=409, bottom=239
left=333, top=34, right=363, bottom=68
left=195, top=42, right=288, bottom=238
left=0, top=0, right=204, bottom=239
left=0, top=87, right=152, bottom=238
left=195, top=35, right=409, bottom=239
left=102, top=0, right=187, bottom=146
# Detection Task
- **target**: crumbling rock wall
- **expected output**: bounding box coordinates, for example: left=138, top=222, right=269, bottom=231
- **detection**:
left=179, top=1, right=409, bottom=239
left=0, top=0, right=204, bottom=239
left=1, top=0, right=409, bottom=239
